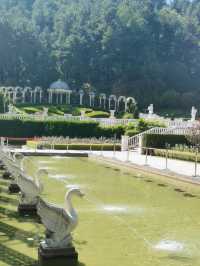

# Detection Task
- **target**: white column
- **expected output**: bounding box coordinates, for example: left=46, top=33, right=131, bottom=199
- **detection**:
left=89, top=95, right=92, bottom=107
left=56, top=93, right=59, bottom=104
left=121, top=135, right=129, bottom=151
left=80, top=94, right=83, bottom=105
left=8, top=92, right=11, bottom=102
left=30, top=91, right=33, bottom=103
left=34, top=91, right=37, bottom=104
left=39, top=91, right=42, bottom=103
left=114, top=100, right=117, bottom=110
left=68, top=92, right=71, bottom=104
left=48, top=91, right=51, bottom=104
left=22, top=92, right=26, bottom=103
left=13, top=92, right=17, bottom=104
left=125, top=100, right=128, bottom=112
left=60, top=93, right=63, bottom=104
left=66, top=93, right=68, bottom=104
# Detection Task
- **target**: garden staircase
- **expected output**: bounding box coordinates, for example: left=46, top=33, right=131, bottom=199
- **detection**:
left=128, top=126, right=192, bottom=150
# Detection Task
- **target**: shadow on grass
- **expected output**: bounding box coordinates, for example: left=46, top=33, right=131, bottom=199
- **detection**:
left=0, top=221, right=42, bottom=247
left=0, top=243, right=38, bottom=266
left=0, top=180, right=9, bottom=186
left=0, top=186, right=9, bottom=193
left=0, top=205, right=40, bottom=223
left=0, top=195, right=18, bottom=206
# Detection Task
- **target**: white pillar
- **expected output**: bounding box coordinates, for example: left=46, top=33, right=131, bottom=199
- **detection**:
left=30, top=91, right=33, bottom=103
left=66, top=93, right=68, bottom=104
left=80, top=94, right=83, bottom=105
left=114, top=100, right=117, bottom=110
left=34, top=91, right=37, bottom=104
left=22, top=92, right=26, bottom=103
left=48, top=92, right=51, bottom=104
left=121, top=135, right=129, bottom=151
left=39, top=91, right=42, bottom=103
left=68, top=92, right=71, bottom=104
left=60, top=93, right=63, bottom=104
left=56, top=93, right=59, bottom=104
left=125, top=100, right=128, bottom=112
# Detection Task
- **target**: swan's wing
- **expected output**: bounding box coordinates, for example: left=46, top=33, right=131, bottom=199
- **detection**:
left=17, top=174, right=38, bottom=195
left=37, top=198, right=71, bottom=233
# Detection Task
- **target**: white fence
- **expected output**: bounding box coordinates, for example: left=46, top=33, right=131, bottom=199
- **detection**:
left=0, top=113, right=136, bottom=127
left=128, top=126, right=194, bottom=149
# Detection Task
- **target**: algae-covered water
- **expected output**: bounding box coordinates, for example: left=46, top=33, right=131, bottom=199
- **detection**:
left=1, top=156, right=200, bottom=266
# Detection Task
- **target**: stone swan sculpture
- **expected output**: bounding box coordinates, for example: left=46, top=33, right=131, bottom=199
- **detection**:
left=37, top=188, right=84, bottom=248
left=17, top=169, right=47, bottom=205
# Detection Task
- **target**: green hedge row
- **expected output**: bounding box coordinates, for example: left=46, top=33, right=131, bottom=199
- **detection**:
left=142, top=134, right=189, bottom=148
left=27, top=141, right=121, bottom=151
left=153, top=149, right=199, bottom=162
left=0, top=119, right=125, bottom=138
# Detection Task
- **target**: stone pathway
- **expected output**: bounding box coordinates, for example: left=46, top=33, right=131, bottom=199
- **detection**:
left=90, top=150, right=200, bottom=181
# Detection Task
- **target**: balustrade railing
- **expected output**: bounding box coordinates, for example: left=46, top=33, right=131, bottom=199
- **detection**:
left=128, top=126, right=192, bottom=149
left=0, top=113, right=136, bottom=126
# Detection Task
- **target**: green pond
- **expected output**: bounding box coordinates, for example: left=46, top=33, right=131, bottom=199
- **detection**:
left=0, top=156, right=200, bottom=266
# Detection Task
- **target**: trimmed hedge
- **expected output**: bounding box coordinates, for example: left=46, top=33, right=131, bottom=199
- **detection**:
left=27, top=141, right=121, bottom=151
left=153, top=149, right=199, bottom=162
left=86, top=111, right=110, bottom=118
left=142, top=134, right=189, bottom=148
left=0, top=119, right=125, bottom=138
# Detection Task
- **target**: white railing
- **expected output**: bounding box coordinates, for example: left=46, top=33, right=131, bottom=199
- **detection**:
left=0, top=113, right=136, bottom=127
left=128, top=126, right=192, bottom=149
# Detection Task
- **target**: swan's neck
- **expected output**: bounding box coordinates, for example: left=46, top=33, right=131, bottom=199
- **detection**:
left=65, top=193, right=77, bottom=220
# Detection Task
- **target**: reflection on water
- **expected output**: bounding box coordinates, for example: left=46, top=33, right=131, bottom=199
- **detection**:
left=49, top=174, right=75, bottom=180
left=101, top=205, right=144, bottom=214
left=154, top=240, right=184, bottom=252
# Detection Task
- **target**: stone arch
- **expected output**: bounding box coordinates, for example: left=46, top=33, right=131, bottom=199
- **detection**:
left=99, top=93, right=107, bottom=109
left=126, top=97, right=137, bottom=113
left=118, top=96, right=127, bottom=112
left=109, top=95, right=117, bottom=110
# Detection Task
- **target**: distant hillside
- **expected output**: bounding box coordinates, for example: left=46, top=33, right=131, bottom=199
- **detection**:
left=0, top=0, right=199, bottom=110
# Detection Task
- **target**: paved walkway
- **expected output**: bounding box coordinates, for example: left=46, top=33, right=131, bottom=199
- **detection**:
left=90, top=150, right=200, bottom=181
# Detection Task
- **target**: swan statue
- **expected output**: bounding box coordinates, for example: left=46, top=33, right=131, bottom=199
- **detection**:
left=37, top=188, right=84, bottom=248
left=17, top=169, right=47, bottom=205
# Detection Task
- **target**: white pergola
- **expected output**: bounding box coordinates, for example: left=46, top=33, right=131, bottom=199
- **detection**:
left=47, top=80, right=72, bottom=105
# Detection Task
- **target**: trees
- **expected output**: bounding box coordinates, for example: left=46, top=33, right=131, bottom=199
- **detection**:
left=0, top=0, right=199, bottom=111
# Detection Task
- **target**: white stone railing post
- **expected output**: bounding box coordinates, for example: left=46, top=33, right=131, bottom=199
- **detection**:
left=121, top=135, right=129, bottom=151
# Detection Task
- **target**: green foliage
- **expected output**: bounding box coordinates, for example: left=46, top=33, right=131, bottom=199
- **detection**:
left=86, top=111, right=110, bottom=118
left=0, top=1, right=199, bottom=110
left=21, top=107, right=42, bottom=114
left=0, top=119, right=125, bottom=138
left=125, top=129, right=140, bottom=137
left=124, top=119, right=164, bottom=136
left=142, top=134, right=189, bottom=148
left=122, top=113, right=135, bottom=119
